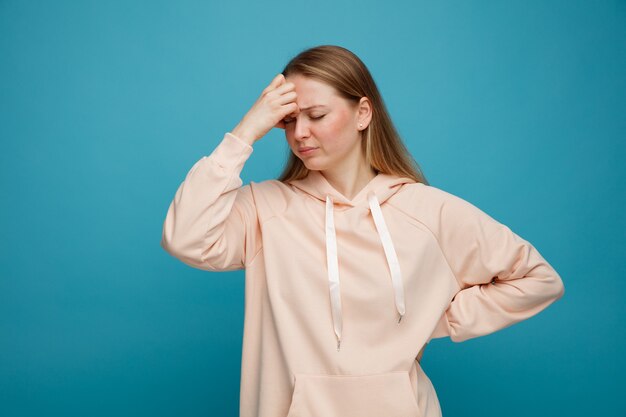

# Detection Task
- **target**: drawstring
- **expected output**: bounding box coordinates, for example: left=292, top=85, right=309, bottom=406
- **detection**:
left=325, top=192, right=406, bottom=352
left=368, top=192, right=406, bottom=322
left=325, top=195, right=343, bottom=351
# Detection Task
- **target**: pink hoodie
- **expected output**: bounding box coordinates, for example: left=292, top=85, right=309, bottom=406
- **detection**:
left=161, top=132, right=565, bottom=417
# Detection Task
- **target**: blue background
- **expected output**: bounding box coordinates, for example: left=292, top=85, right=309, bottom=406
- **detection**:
left=1, top=1, right=624, bottom=416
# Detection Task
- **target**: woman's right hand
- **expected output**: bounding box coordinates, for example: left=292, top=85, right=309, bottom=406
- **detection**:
left=231, top=73, right=299, bottom=146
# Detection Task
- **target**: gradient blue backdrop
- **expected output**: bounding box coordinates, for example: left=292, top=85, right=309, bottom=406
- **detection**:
left=1, top=1, right=624, bottom=416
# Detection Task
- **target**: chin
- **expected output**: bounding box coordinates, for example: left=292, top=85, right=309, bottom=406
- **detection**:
left=301, top=160, right=326, bottom=171
left=295, top=151, right=330, bottom=171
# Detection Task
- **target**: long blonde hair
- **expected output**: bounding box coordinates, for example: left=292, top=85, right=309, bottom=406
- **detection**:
left=277, top=45, right=429, bottom=185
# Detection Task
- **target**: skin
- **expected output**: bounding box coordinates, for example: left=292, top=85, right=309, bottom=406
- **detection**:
left=231, top=73, right=376, bottom=200
left=281, top=74, right=375, bottom=200
left=232, top=74, right=427, bottom=363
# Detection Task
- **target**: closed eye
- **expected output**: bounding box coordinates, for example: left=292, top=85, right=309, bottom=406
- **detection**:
left=283, top=114, right=325, bottom=124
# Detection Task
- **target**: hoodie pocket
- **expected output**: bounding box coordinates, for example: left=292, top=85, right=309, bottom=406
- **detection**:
left=285, top=371, right=420, bottom=417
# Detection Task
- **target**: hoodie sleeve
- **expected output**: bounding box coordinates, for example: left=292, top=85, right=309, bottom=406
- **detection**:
left=430, top=189, right=565, bottom=342
left=160, top=132, right=261, bottom=271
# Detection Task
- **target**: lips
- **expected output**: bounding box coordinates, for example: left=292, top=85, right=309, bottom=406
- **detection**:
left=298, top=147, right=317, bottom=152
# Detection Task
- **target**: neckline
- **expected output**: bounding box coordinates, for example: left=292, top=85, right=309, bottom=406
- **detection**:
left=312, top=170, right=384, bottom=204
left=321, top=171, right=380, bottom=201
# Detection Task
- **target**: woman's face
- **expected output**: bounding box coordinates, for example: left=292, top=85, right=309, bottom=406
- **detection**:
left=283, top=74, right=366, bottom=172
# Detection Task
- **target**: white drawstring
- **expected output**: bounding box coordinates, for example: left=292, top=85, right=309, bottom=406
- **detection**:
left=368, top=191, right=406, bottom=322
left=326, top=196, right=343, bottom=351
left=325, top=192, right=406, bottom=352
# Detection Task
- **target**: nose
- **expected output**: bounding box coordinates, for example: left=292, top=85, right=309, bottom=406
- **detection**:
left=293, top=116, right=311, bottom=141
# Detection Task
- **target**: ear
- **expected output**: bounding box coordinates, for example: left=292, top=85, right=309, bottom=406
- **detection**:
left=356, top=96, right=372, bottom=131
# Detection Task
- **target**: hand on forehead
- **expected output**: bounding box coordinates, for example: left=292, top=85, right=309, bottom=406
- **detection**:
left=284, top=74, right=338, bottom=118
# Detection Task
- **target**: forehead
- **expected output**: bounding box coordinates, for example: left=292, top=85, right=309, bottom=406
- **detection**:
left=285, top=74, right=339, bottom=106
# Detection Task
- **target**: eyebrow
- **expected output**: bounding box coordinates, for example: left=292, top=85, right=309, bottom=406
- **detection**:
left=299, top=105, right=328, bottom=111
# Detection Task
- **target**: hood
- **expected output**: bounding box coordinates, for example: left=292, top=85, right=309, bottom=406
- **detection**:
left=288, top=169, right=413, bottom=208
left=288, top=170, right=416, bottom=351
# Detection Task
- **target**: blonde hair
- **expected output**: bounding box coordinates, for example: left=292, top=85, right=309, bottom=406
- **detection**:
left=277, top=45, right=429, bottom=185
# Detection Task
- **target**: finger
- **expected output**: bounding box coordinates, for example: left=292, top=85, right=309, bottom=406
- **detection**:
left=274, top=103, right=298, bottom=130
left=268, top=81, right=295, bottom=97
left=275, top=90, right=297, bottom=105
left=263, top=73, right=285, bottom=94
left=283, top=102, right=299, bottom=117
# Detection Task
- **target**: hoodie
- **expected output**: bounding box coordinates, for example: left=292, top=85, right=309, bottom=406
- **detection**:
left=161, top=132, right=565, bottom=417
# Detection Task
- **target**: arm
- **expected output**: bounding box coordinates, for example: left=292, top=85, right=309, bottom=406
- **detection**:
left=160, top=132, right=261, bottom=271
left=431, top=190, right=565, bottom=342
left=161, top=72, right=299, bottom=270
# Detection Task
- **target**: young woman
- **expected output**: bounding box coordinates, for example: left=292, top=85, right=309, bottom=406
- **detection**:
left=161, top=45, right=565, bottom=417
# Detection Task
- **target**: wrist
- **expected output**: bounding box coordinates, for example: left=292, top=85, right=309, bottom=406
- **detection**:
left=231, top=125, right=256, bottom=146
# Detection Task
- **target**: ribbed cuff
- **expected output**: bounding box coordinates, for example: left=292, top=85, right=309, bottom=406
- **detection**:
left=207, top=132, right=254, bottom=168
left=225, top=132, right=254, bottom=150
